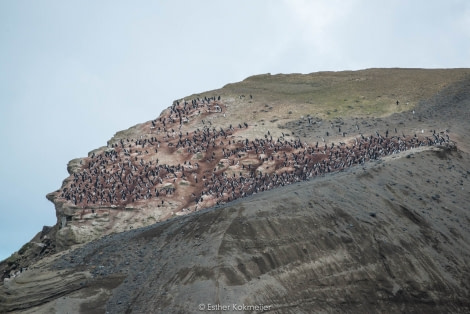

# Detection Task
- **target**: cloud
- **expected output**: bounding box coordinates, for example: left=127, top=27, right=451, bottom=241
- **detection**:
left=281, top=0, right=357, bottom=55
left=279, top=0, right=470, bottom=70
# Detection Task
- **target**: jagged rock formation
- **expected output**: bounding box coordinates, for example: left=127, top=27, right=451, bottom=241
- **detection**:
left=1, top=68, right=470, bottom=313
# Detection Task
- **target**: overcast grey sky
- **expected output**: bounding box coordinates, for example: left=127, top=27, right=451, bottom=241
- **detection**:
left=1, top=0, right=469, bottom=261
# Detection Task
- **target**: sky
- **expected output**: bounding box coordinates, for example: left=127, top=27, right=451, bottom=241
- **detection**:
left=1, top=0, right=469, bottom=261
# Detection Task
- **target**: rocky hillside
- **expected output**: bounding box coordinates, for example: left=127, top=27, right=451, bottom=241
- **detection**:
left=1, top=68, right=470, bottom=313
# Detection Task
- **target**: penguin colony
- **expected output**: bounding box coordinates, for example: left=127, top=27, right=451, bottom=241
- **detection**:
left=58, top=96, right=453, bottom=213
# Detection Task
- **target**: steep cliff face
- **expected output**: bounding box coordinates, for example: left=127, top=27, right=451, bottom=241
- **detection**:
left=1, top=69, right=470, bottom=313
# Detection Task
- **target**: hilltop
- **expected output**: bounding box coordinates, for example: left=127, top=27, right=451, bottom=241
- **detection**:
left=1, top=68, right=470, bottom=313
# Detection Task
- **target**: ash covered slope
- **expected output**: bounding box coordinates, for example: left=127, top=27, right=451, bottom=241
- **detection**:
left=1, top=68, right=470, bottom=313
left=3, top=146, right=470, bottom=313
